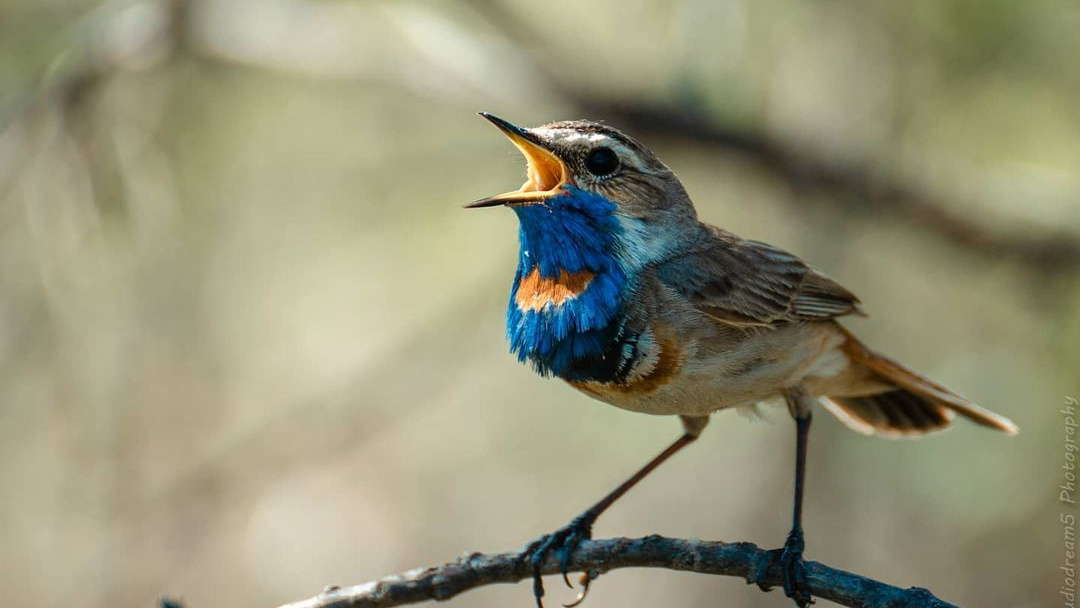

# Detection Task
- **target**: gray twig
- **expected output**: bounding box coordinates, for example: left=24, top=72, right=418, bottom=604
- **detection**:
left=275, top=536, right=961, bottom=608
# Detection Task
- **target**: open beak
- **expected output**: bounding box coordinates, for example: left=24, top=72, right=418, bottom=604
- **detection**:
left=466, top=112, right=569, bottom=209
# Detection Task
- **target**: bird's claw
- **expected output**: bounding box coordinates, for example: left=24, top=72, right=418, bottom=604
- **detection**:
left=753, top=529, right=813, bottom=607
left=519, top=515, right=594, bottom=608
left=562, top=572, right=594, bottom=608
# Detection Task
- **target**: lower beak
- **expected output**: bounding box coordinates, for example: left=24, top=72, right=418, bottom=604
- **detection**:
left=467, top=112, right=569, bottom=209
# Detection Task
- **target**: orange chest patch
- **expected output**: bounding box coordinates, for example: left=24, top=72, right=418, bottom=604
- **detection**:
left=514, top=267, right=595, bottom=312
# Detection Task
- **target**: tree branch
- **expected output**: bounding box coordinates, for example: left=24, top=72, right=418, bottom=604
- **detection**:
left=275, top=536, right=961, bottom=608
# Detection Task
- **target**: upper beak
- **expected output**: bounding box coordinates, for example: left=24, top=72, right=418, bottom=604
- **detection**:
left=466, top=112, right=569, bottom=209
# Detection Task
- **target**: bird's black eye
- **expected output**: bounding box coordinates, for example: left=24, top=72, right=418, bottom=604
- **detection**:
left=584, top=147, right=619, bottom=177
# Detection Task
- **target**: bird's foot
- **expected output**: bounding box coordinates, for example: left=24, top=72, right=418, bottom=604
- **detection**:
left=519, top=514, right=595, bottom=608
left=753, top=528, right=813, bottom=607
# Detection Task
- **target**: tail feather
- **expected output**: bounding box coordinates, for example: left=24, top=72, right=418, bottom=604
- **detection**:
left=824, top=328, right=1019, bottom=437
left=821, top=391, right=955, bottom=438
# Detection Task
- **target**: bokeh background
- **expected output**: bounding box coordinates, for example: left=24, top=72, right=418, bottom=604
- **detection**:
left=2, top=1, right=1079, bottom=607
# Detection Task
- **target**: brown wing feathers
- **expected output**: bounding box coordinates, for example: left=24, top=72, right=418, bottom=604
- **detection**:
left=664, top=228, right=864, bottom=327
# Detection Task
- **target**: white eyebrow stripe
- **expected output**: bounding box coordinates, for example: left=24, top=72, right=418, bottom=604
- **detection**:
left=532, top=128, right=611, bottom=146
left=529, top=128, right=650, bottom=172
left=563, top=131, right=606, bottom=144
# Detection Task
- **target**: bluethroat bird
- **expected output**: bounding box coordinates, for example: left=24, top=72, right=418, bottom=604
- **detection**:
left=467, top=113, right=1018, bottom=608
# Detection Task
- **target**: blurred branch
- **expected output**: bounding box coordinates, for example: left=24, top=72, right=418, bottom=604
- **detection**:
left=5, top=0, right=1079, bottom=274
left=276, top=536, right=960, bottom=608
left=0, top=0, right=186, bottom=129
left=570, top=98, right=1080, bottom=273
left=462, top=0, right=1080, bottom=275
left=0, top=0, right=186, bottom=207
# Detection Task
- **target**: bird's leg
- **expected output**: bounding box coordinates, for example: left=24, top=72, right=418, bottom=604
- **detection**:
left=755, top=386, right=814, bottom=607
left=521, top=415, right=708, bottom=608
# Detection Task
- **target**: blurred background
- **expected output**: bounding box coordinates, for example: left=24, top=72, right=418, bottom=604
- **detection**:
left=2, top=1, right=1079, bottom=607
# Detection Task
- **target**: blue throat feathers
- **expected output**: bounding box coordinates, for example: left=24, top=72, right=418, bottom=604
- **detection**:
left=506, top=187, right=630, bottom=381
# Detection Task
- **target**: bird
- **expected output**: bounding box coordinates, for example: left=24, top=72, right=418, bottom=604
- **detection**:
left=466, top=112, right=1018, bottom=608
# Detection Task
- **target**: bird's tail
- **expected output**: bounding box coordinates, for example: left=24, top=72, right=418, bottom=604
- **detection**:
left=820, top=329, right=1019, bottom=438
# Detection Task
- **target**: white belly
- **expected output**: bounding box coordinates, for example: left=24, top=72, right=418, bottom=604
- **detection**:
left=569, top=322, right=851, bottom=417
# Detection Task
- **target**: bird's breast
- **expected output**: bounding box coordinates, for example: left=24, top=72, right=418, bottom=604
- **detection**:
left=506, top=261, right=631, bottom=381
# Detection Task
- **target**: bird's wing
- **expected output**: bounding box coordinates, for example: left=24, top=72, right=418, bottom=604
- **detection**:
left=656, top=226, right=864, bottom=327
